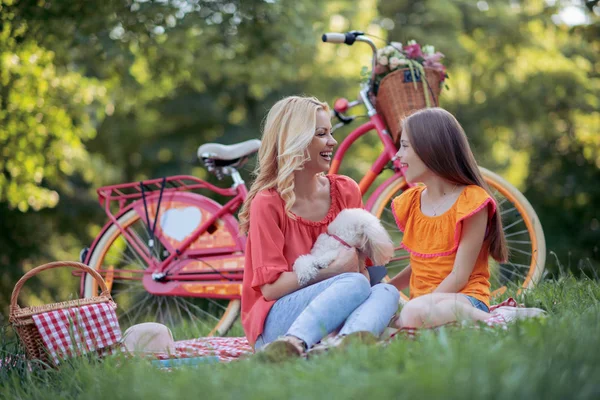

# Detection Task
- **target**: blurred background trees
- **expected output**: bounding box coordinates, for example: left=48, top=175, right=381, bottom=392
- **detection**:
left=1, top=0, right=598, bottom=316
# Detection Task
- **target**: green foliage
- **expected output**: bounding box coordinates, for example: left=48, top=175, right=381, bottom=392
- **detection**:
left=0, top=12, right=108, bottom=211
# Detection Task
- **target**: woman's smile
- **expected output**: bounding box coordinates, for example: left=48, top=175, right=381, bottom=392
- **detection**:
left=320, top=151, right=333, bottom=162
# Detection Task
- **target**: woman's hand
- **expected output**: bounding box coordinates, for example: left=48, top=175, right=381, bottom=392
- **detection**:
left=327, top=247, right=360, bottom=275
left=261, top=247, right=360, bottom=301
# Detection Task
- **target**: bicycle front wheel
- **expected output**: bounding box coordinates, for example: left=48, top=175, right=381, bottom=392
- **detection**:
left=83, top=208, right=241, bottom=336
left=369, top=167, right=546, bottom=301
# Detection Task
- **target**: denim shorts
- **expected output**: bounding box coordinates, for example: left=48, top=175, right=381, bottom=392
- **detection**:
left=464, top=295, right=489, bottom=313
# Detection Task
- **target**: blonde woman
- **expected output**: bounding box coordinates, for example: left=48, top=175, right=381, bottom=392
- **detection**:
left=239, top=96, right=399, bottom=360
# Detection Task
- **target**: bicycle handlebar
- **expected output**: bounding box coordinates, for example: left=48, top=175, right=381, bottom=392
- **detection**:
left=321, top=32, right=348, bottom=44
left=321, top=31, right=378, bottom=114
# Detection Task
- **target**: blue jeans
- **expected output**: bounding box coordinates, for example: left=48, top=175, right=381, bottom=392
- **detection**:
left=254, top=273, right=400, bottom=350
left=464, top=295, right=490, bottom=313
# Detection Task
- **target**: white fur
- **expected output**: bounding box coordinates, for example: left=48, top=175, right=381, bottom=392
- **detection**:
left=293, top=208, right=395, bottom=286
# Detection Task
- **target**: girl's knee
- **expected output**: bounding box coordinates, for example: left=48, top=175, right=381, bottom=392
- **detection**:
left=398, top=302, right=426, bottom=328
left=372, top=283, right=400, bottom=303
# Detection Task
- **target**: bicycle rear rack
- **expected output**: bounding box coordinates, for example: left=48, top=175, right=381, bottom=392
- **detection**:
left=97, top=175, right=239, bottom=213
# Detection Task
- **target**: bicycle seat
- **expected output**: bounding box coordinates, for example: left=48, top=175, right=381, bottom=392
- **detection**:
left=197, top=139, right=261, bottom=162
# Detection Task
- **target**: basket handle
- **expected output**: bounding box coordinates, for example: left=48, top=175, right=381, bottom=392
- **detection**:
left=10, top=261, right=111, bottom=312
left=422, top=75, right=439, bottom=107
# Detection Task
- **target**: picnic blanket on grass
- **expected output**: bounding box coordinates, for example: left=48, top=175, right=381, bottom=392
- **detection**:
left=5, top=297, right=541, bottom=370
left=146, top=298, right=530, bottom=366
left=150, top=336, right=253, bottom=366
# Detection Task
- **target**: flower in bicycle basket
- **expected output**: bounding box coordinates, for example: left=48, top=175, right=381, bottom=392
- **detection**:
left=372, top=39, right=448, bottom=95
left=404, top=40, right=424, bottom=59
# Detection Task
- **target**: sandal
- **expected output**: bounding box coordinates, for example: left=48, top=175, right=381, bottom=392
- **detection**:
left=307, top=331, right=378, bottom=358
left=256, top=336, right=306, bottom=363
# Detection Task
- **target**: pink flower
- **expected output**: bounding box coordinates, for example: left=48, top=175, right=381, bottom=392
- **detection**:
left=404, top=43, right=423, bottom=59
left=424, top=51, right=444, bottom=64
left=424, top=52, right=446, bottom=73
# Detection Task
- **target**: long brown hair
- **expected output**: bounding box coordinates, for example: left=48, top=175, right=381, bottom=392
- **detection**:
left=402, top=108, right=508, bottom=262
left=238, top=96, right=329, bottom=235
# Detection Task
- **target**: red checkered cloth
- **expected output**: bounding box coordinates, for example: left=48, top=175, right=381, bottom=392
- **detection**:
left=150, top=337, right=253, bottom=363
left=31, top=302, right=122, bottom=365
left=489, top=297, right=520, bottom=311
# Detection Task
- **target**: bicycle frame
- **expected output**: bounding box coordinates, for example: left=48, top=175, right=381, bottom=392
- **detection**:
left=328, top=102, right=411, bottom=210
left=84, top=175, right=248, bottom=291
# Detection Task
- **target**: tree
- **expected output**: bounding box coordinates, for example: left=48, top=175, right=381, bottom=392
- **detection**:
left=378, top=0, right=600, bottom=274
left=0, top=0, right=362, bottom=314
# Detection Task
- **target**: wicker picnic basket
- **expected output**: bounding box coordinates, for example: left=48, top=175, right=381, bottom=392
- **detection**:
left=375, top=67, right=443, bottom=145
left=9, top=261, right=117, bottom=365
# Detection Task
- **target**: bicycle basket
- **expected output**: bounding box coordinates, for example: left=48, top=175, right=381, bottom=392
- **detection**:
left=375, top=67, right=443, bottom=145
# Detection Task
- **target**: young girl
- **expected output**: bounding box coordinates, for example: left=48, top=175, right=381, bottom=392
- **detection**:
left=390, top=107, right=507, bottom=329
left=239, top=96, right=399, bottom=359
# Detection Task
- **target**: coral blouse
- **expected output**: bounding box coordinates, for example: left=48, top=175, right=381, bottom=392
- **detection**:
left=392, top=185, right=496, bottom=307
left=241, top=175, right=363, bottom=346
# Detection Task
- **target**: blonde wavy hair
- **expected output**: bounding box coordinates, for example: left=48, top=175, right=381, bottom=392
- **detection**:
left=238, top=96, right=329, bottom=234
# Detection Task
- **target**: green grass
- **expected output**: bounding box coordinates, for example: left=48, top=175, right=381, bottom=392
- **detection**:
left=1, top=275, right=599, bottom=400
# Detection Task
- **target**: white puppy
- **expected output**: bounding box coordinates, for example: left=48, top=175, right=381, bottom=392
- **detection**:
left=293, top=208, right=394, bottom=286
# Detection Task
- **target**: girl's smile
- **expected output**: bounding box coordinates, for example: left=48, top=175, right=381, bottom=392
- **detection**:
left=396, top=132, right=428, bottom=183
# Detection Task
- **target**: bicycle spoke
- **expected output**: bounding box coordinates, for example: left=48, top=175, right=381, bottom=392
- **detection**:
left=174, top=299, right=207, bottom=329
left=507, top=246, right=533, bottom=256
left=107, top=241, right=144, bottom=270
left=111, top=284, right=139, bottom=299
left=157, top=296, right=165, bottom=325
left=497, top=264, right=528, bottom=281
left=507, top=261, right=535, bottom=270
left=503, top=218, right=525, bottom=231
left=178, top=297, right=221, bottom=322
left=506, top=239, right=532, bottom=245
left=174, top=297, right=216, bottom=330
left=504, top=229, right=529, bottom=238
left=500, top=206, right=517, bottom=215
left=380, top=218, right=400, bottom=229
left=166, top=299, right=176, bottom=329
left=206, top=298, right=228, bottom=312
left=174, top=297, right=185, bottom=325
left=121, top=293, right=152, bottom=324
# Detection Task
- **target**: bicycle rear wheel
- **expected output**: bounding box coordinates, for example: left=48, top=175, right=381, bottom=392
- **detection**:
left=82, top=208, right=240, bottom=336
left=369, top=167, right=546, bottom=301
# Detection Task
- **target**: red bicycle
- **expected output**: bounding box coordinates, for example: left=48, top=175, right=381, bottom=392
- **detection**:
left=80, top=31, right=546, bottom=336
